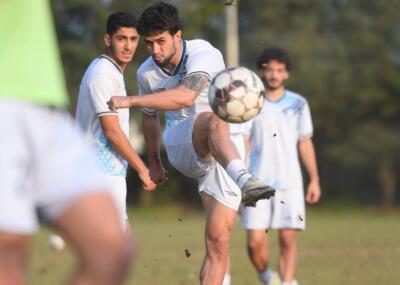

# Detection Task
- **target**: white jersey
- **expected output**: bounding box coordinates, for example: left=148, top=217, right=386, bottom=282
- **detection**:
left=75, top=55, right=129, bottom=176
left=229, top=121, right=253, bottom=136
left=248, top=90, right=313, bottom=189
left=137, top=39, right=225, bottom=128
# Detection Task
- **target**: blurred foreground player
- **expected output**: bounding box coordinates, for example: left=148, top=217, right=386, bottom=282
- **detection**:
left=0, top=1, right=132, bottom=284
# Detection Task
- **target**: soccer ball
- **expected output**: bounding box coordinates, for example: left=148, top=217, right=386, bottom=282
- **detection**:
left=48, top=234, right=65, bottom=251
left=208, top=66, right=265, bottom=123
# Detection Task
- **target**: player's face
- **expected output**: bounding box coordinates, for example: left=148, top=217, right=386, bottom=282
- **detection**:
left=260, top=60, right=289, bottom=90
left=104, top=27, right=139, bottom=68
left=144, top=30, right=182, bottom=67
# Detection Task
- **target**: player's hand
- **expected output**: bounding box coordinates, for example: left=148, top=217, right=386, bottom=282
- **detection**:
left=139, top=169, right=157, bottom=191
left=306, top=180, right=321, bottom=204
left=107, top=96, right=131, bottom=111
left=150, top=163, right=168, bottom=186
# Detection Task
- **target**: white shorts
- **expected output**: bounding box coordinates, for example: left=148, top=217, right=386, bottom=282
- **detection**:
left=163, top=116, right=246, bottom=211
left=241, top=187, right=306, bottom=230
left=107, top=175, right=128, bottom=226
left=0, top=101, right=110, bottom=234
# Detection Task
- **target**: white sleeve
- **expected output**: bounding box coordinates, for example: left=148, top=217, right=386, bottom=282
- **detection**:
left=88, top=74, right=118, bottom=117
left=185, top=49, right=225, bottom=79
left=299, top=100, right=313, bottom=139
left=137, top=70, right=157, bottom=116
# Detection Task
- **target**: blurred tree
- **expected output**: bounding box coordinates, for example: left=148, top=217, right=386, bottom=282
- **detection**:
left=328, top=122, right=400, bottom=208
left=239, top=0, right=400, bottom=207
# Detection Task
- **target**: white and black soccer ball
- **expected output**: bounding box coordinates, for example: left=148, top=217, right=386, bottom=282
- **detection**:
left=208, top=66, right=265, bottom=123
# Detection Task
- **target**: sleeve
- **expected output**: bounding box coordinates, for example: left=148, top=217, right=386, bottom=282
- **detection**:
left=137, top=70, right=157, bottom=116
left=185, top=48, right=225, bottom=79
left=299, top=100, right=313, bottom=139
left=88, top=74, right=119, bottom=117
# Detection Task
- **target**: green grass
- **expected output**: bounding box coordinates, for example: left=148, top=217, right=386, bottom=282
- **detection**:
left=28, top=206, right=400, bottom=284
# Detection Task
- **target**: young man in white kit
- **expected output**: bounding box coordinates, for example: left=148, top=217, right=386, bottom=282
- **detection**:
left=107, top=3, right=275, bottom=284
left=75, top=12, right=157, bottom=234
left=0, top=1, right=132, bottom=284
left=241, top=47, right=321, bottom=285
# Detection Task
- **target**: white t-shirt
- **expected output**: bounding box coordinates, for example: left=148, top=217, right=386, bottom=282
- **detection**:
left=248, top=90, right=313, bottom=189
left=137, top=39, right=225, bottom=128
left=75, top=55, right=129, bottom=176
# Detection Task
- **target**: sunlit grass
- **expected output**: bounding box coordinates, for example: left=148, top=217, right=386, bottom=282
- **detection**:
left=28, top=206, right=400, bottom=284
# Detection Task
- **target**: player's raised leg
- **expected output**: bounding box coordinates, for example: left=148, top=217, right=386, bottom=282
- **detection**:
left=193, top=112, right=275, bottom=206
left=199, top=194, right=237, bottom=285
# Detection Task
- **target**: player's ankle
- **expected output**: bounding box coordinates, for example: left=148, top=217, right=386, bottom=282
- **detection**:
left=281, top=280, right=298, bottom=285
left=259, top=267, right=272, bottom=283
left=226, top=159, right=251, bottom=188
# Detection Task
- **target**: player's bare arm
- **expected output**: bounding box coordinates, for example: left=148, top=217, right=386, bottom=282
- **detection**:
left=107, top=73, right=209, bottom=111
left=298, top=138, right=321, bottom=203
left=100, top=115, right=157, bottom=191
left=181, top=72, right=210, bottom=97
left=142, top=112, right=168, bottom=185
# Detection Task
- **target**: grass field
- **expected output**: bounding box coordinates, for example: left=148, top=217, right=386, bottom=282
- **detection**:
left=28, top=206, right=400, bottom=284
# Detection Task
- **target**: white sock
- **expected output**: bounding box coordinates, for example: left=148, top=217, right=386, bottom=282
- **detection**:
left=259, top=267, right=273, bottom=283
left=222, top=273, right=231, bottom=285
left=226, top=159, right=251, bottom=188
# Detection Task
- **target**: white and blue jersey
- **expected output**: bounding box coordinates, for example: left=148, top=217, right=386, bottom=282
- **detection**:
left=137, top=39, right=225, bottom=129
left=248, top=90, right=313, bottom=190
left=75, top=55, right=129, bottom=177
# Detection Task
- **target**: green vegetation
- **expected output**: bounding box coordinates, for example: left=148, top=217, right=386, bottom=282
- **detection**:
left=28, top=206, right=400, bottom=284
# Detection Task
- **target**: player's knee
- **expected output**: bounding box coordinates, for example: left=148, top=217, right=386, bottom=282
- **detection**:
left=279, top=234, right=296, bottom=250
left=247, top=239, right=258, bottom=253
left=206, top=233, right=230, bottom=259
left=247, top=236, right=260, bottom=252
left=208, top=115, right=229, bottom=135
left=247, top=235, right=264, bottom=253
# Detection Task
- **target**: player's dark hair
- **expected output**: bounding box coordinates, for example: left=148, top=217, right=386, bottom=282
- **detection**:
left=106, top=12, right=137, bottom=36
left=256, top=46, right=291, bottom=71
left=137, top=2, right=180, bottom=36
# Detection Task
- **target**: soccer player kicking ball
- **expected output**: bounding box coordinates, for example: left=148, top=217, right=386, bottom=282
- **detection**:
left=241, top=47, right=321, bottom=285
left=75, top=12, right=157, bottom=237
left=107, top=2, right=275, bottom=284
left=0, top=1, right=132, bottom=284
